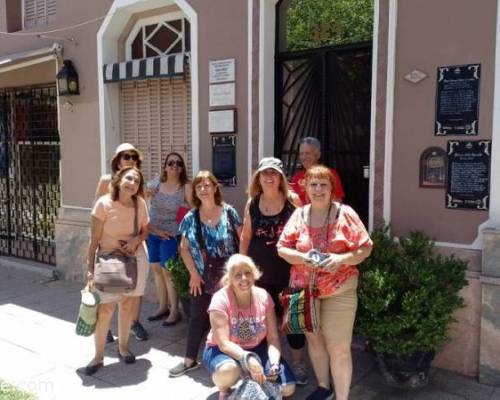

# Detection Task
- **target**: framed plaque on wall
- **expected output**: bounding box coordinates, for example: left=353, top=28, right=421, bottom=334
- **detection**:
left=212, top=135, right=236, bottom=186
left=435, top=64, right=480, bottom=136
left=419, top=147, right=447, bottom=188
left=446, top=140, right=491, bottom=210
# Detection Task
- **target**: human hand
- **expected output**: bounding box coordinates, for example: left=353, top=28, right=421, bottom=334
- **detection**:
left=266, top=363, right=280, bottom=382
left=189, top=271, right=204, bottom=296
left=248, top=356, right=266, bottom=385
left=318, top=253, right=344, bottom=271
left=159, top=230, right=173, bottom=240
left=121, top=237, right=140, bottom=255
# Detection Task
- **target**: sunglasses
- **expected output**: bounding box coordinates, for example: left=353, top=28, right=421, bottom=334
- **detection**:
left=167, top=160, right=183, bottom=167
left=122, top=153, right=139, bottom=161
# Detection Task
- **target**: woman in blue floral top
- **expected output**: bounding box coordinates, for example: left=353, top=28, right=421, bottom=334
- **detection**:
left=169, top=170, right=242, bottom=378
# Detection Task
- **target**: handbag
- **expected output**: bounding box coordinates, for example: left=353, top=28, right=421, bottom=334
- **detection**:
left=228, top=352, right=282, bottom=400
left=279, top=266, right=320, bottom=334
left=194, top=207, right=239, bottom=295
left=279, top=204, right=338, bottom=334
left=75, top=283, right=100, bottom=336
left=176, top=206, right=190, bottom=224
left=93, top=199, right=139, bottom=293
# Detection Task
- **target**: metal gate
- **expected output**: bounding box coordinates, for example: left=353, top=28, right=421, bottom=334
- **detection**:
left=275, top=43, right=372, bottom=224
left=0, top=86, right=60, bottom=265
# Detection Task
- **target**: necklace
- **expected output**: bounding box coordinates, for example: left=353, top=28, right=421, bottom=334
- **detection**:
left=260, top=193, right=284, bottom=215
left=309, top=202, right=333, bottom=252
left=200, top=206, right=220, bottom=225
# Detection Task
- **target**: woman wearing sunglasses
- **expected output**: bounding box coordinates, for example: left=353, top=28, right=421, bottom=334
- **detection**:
left=146, top=152, right=192, bottom=326
left=94, top=143, right=149, bottom=342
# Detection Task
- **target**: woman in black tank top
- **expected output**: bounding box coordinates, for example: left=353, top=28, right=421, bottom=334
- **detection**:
left=239, top=157, right=309, bottom=385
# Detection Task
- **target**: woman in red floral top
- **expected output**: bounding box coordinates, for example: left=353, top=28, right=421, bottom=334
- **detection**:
left=277, top=165, right=372, bottom=400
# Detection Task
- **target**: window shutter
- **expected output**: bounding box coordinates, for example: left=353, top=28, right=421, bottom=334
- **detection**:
left=120, top=75, right=192, bottom=181
left=24, top=0, right=56, bottom=28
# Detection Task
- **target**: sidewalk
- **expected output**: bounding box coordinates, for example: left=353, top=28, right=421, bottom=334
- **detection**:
left=0, top=261, right=498, bottom=400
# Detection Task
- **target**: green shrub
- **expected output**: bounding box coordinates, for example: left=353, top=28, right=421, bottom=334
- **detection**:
left=356, top=227, right=468, bottom=357
left=165, top=257, right=190, bottom=299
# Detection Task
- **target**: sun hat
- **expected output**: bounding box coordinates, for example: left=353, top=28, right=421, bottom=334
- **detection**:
left=257, top=157, right=284, bottom=174
left=114, top=143, right=140, bottom=155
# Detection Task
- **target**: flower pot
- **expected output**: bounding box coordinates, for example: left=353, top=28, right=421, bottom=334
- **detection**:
left=376, top=351, right=435, bottom=389
left=180, top=296, right=191, bottom=320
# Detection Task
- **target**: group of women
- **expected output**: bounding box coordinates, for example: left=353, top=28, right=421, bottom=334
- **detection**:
left=84, top=143, right=373, bottom=400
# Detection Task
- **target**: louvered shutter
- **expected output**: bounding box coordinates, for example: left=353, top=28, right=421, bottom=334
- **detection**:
left=24, top=0, right=56, bottom=28
left=120, top=75, right=192, bottom=181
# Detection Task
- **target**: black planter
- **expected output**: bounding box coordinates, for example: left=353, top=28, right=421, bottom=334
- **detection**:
left=376, top=351, right=435, bottom=389
left=180, top=296, right=191, bottom=320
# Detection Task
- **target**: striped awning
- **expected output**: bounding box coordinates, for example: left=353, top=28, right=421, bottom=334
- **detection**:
left=103, top=53, right=186, bottom=83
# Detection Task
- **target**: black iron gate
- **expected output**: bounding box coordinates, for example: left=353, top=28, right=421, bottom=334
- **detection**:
left=275, top=43, right=372, bottom=224
left=0, top=86, right=60, bottom=265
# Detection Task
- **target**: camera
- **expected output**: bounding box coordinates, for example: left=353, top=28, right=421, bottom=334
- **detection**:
left=307, top=249, right=328, bottom=266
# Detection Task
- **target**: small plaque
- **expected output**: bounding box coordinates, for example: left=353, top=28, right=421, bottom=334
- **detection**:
left=209, top=83, right=235, bottom=107
left=446, top=140, right=491, bottom=210
left=405, top=69, right=428, bottom=84
left=420, top=147, right=446, bottom=188
left=209, top=109, right=236, bottom=133
left=209, top=59, right=235, bottom=83
left=435, top=64, right=480, bottom=136
left=212, top=135, right=236, bottom=186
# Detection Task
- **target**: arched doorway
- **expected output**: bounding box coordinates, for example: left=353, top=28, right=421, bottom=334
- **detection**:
left=274, top=0, right=373, bottom=224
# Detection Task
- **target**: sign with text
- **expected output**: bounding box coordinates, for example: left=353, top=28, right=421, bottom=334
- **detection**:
left=212, top=135, right=236, bottom=186
left=435, top=64, right=480, bottom=136
left=446, top=140, right=491, bottom=210
left=209, top=59, right=235, bottom=83
left=209, top=109, right=236, bottom=133
left=209, top=83, right=235, bottom=107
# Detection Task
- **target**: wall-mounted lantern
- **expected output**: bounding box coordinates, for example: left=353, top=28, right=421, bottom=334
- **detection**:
left=57, top=60, right=79, bottom=96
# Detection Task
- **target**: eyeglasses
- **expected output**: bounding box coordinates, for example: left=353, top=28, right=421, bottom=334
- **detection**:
left=124, top=175, right=140, bottom=184
left=195, top=183, right=213, bottom=191
left=122, top=153, right=139, bottom=161
left=167, top=160, right=183, bottom=167
left=308, top=182, right=329, bottom=189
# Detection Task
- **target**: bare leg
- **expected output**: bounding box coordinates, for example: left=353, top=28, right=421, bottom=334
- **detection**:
left=151, top=263, right=168, bottom=316
left=90, top=302, right=116, bottom=365
left=118, top=296, right=136, bottom=355
left=163, top=269, right=179, bottom=322
left=327, top=342, right=352, bottom=400
left=305, top=331, right=330, bottom=389
left=212, top=362, right=241, bottom=393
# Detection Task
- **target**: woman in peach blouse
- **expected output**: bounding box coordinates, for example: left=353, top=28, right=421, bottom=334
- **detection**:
left=277, top=165, right=372, bottom=400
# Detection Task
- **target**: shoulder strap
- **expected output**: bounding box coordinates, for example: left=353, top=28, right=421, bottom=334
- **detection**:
left=133, top=198, right=138, bottom=236
left=194, top=209, right=207, bottom=251
left=226, top=205, right=240, bottom=248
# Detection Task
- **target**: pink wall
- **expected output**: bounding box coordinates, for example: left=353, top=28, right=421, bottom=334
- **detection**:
left=390, top=0, right=497, bottom=243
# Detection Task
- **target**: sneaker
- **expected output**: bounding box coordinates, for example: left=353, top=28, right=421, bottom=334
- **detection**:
left=106, top=330, right=115, bottom=344
left=306, top=386, right=334, bottom=400
left=293, top=361, right=309, bottom=385
left=131, top=321, right=149, bottom=341
left=169, top=360, right=200, bottom=378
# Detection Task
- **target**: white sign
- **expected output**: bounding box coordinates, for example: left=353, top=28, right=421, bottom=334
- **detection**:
left=209, top=110, right=235, bottom=133
left=209, top=59, right=235, bottom=83
left=210, top=83, right=235, bottom=107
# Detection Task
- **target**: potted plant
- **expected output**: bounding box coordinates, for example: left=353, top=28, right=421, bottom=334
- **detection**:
left=356, top=227, right=468, bottom=389
left=165, top=257, right=191, bottom=318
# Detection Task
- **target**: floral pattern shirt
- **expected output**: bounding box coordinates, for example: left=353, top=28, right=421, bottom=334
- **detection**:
left=278, top=203, right=372, bottom=297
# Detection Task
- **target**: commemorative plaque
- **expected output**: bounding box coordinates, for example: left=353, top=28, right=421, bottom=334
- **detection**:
left=435, top=64, right=480, bottom=136
left=446, top=140, right=491, bottom=210
left=419, top=147, right=446, bottom=188
left=212, top=135, right=236, bottom=186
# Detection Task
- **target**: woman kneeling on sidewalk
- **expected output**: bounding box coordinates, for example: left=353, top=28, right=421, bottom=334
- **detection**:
left=202, top=254, right=296, bottom=400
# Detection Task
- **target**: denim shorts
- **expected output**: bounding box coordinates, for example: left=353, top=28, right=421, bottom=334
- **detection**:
left=202, top=340, right=296, bottom=386
left=146, top=234, right=178, bottom=267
